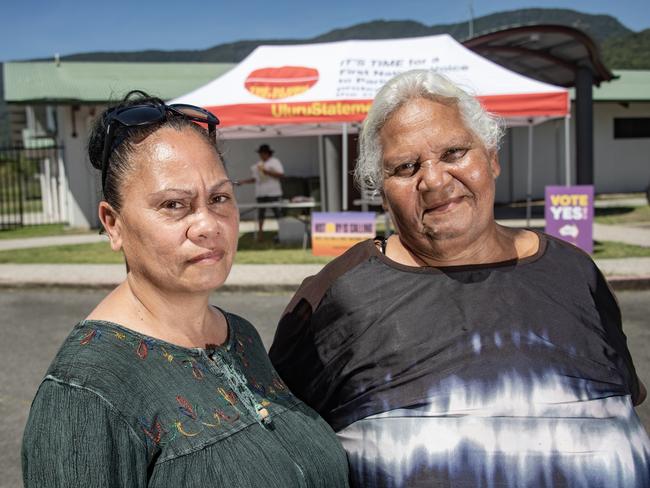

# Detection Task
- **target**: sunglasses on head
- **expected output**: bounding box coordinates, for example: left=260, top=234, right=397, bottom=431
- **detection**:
left=100, top=102, right=220, bottom=191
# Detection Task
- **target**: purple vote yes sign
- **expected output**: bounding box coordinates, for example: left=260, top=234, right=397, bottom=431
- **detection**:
left=545, top=185, right=594, bottom=253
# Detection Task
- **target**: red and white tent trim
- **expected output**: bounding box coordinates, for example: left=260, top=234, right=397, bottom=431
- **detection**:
left=172, top=34, right=569, bottom=132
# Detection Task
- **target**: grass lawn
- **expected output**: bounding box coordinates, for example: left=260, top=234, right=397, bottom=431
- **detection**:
left=236, top=249, right=331, bottom=264
left=0, top=241, right=122, bottom=264
left=0, top=223, right=92, bottom=239
left=235, top=231, right=331, bottom=264
left=595, top=205, right=650, bottom=225
left=0, top=231, right=333, bottom=265
left=593, top=240, right=650, bottom=259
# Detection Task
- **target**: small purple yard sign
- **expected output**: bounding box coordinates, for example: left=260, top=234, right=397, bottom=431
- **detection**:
left=545, top=185, right=594, bottom=253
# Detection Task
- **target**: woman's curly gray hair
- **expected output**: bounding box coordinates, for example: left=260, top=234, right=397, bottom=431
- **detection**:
left=355, top=69, right=504, bottom=192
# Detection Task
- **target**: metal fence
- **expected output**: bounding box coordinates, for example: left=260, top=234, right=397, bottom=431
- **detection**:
left=0, top=145, right=68, bottom=229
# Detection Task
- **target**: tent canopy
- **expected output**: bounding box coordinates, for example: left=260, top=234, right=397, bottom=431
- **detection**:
left=172, top=34, right=569, bottom=136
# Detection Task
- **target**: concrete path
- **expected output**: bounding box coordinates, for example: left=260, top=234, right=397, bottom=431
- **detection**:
left=0, top=258, right=648, bottom=290
left=592, top=257, right=650, bottom=277
left=0, top=263, right=322, bottom=290
left=594, top=197, right=648, bottom=208
left=594, top=223, right=650, bottom=248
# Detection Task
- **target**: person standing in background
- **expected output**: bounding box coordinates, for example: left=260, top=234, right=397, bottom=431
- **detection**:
left=238, top=144, right=284, bottom=240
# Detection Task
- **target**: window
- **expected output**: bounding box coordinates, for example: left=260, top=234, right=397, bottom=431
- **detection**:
left=614, top=118, right=650, bottom=139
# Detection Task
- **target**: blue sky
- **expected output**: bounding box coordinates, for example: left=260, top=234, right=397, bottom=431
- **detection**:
left=1, top=0, right=648, bottom=62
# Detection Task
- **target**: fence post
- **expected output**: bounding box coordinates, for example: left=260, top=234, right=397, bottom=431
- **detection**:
left=0, top=145, right=69, bottom=229
left=17, top=151, right=24, bottom=227
left=58, top=152, right=69, bottom=225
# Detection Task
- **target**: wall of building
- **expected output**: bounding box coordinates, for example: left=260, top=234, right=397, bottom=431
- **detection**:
left=57, top=104, right=103, bottom=228
left=7, top=105, right=26, bottom=145
left=224, top=104, right=650, bottom=207
left=49, top=99, right=650, bottom=229
left=497, top=118, right=571, bottom=203
left=0, top=63, right=9, bottom=146
left=497, top=101, right=650, bottom=202
left=594, top=102, right=650, bottom=193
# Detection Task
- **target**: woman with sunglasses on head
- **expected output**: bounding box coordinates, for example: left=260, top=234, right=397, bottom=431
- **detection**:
left=21, top=91, right=349, bottom=488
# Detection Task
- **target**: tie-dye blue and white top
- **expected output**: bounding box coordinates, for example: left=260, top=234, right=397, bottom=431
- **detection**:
left=270, top=232, right=650, bottom=488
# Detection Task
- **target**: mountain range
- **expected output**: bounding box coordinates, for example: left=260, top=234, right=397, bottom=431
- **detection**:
left=44, top=8, right=649, bottom=69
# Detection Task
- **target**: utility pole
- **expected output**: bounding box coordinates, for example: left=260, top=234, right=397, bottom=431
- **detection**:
left=468, top=1, right=475, bottom=38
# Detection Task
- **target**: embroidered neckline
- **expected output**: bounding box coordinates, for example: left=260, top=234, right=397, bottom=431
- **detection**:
left=78, top=311, right=235, bottom=355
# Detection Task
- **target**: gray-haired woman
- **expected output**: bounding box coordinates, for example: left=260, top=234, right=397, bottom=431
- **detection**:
left=270, top=70, right=650, bottom=487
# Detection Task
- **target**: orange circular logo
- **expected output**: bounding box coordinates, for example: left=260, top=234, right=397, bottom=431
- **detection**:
left=245, top=66, right=319, bottom=100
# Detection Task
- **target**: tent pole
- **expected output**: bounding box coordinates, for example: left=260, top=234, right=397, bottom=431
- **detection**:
left=526, top=122, right=533, bottom=227
left=318, top=134, right=326, bottom=211
left=342, top=123, right=348, bottom=211
left=564, top=116, right=571, bottom=186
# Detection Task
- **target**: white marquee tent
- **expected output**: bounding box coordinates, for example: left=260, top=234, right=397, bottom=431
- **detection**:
left=173, top=34, right=571, bottom=214
left=173, top=34, right=568, bottom=129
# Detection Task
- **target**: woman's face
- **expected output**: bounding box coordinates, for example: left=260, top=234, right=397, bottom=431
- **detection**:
left=106, top=126, right=239, bottom=294
left=380, top=97, right=500, bottom=253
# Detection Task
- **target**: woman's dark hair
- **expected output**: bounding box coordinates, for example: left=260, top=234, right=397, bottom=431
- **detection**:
left=88, top=90, right=222, bottom=210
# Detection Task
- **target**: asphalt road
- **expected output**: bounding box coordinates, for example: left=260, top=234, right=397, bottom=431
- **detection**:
left=2, top=288, right=649, bottom=488
left=0, top=289, right=292, bottom=488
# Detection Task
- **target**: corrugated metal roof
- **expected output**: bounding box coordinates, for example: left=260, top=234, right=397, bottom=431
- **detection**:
left=465, top=25, right=615, bottom=88
left=588, top=70, right=650, bottom=101
left=4, top=62, right=648, bottom=104
left=567, top=70, right=650, bottom=101
left=3, top=62, right=234, bottom=103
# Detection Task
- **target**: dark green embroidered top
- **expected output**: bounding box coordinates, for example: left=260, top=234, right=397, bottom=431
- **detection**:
left=22, top=312, right=349, bottom=487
